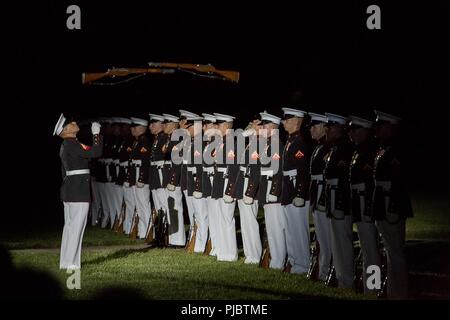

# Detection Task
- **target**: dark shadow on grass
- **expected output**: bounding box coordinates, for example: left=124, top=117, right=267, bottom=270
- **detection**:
left=82, top=245, right=165, bottom=266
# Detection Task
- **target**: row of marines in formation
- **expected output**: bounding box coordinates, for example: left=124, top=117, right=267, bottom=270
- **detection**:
left=55, top=108, right=412, bottom=300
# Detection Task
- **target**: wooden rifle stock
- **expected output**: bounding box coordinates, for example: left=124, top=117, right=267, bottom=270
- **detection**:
left=307, top=231, right=320, bottom=280
left=145, top=208, right=158, bottom=244
left=185, top=224, right=197, bottom=253
left=203, top=238, right=212, bottom=256
left=130, top=211, right=139, bottom=240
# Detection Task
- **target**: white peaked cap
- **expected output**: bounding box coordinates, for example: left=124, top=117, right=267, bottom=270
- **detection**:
left=53, top=113, right=66, bottom=136
left=130, top=117, right=149, bottom=126
left=260, top=112, right=281, bottom=125
left=213, top=113, right=235, bottom=122
left=162, top=113, right=179, bottom=122
left=325, top=112, right=350, bottom=125
left=202, top=113, right=217, bottom=123
left=179, top=109, right=199, bottom=118
left=149, top=113, right=165, bottom=122
left=115, top=117, right=133, bottom=124
left=282, top=107, right=307, bottom=118
left=374, top=110, right=401, bottom=124
left=349, top=115, right=374, bottom=129
left=309, top=112, right=327, bottom=123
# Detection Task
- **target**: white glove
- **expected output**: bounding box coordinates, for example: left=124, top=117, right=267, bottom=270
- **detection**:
left=167, top=183, right=176, bottom=191
left=267, top=194, right=278, bottom=203
left=243, top=195, right=254, bottom=205
left=91, top=122, right=101, bottom=135
left=223, top=194, right=234, bottom=203
left=293, top=197, right=305, bottom=207
left=193, top=191, right=202, bottom=199
left=123, top=181, right=130, bottom=188
left=136, top=182, right=145, bottom=188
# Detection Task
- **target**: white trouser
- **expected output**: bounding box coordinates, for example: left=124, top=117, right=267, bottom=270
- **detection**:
left=106, top=182, right=119, bottom=228
left=167, top=187, right=186, bottom=246
left=123, top=185, right=151, bottom=238
left=238, top=199, right=261, bottom=264
left=97, top=183, right=111, bottom=228
left=330, top=215, right=355, bottom=288
left=123, top=185, right=135, bottom=234
left=356, top=221, right=381, bottom=294
left=60, top=202, right=89, bottom=269
left=376, top=219, right=408, bottom=299
left=183, top=190, right=195, bottom=238
left=90, top=181, right=102, bottom=226
left=152, top=188, right=168, bottom=213
left=312, top=210, right=332, bottom=281
left=192, top=197, right=208, bottom=253
left=283, top=201, right=311, bottom=274
left=264, top=203, right=286, bottom=270
left=206, top=197, right=220, bottom=256
left=110, top=183, right=124, bottom=226
left=217, top=198, right=238, bottom=262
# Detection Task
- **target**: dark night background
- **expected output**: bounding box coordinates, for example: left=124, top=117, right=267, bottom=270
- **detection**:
left=6, top=1, right=449, bottom=227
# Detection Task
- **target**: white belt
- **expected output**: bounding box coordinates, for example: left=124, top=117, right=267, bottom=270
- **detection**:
left=187, top=167, right=197, bottom=174
left=239, top=166, right=248, bottom=172
left=151, top=160, right=165, bottom=166
left=260, top=169, right=273, bottom=177
left=351, top=183, right=365, bottom=192
left=164, top=161, right=172, bottom=165
left=376, top=181, right=391, bottom=190
left=120, top=161, right=128, bottom=167
left=113, top=159, right=120, bottom=165
left=283, top=169, right=297, bottom=177
left=203, top=167, right=214, bottom=173
left=131, top=159, right=142, bottom=166
left=216, top=167, right=227, bottom=173
left=326, top=178, right=338, bottom=186
left=66, top=169, right=90, bottom=176
left=104, top=158, right=113, bottom=165
left=182, top=160, right=188, bottom=165
left=311, top=174, right=324, bottom=181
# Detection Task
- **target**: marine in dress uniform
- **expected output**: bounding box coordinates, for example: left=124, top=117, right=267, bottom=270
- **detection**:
left=211, top=113, right=239, bottom=262
left=280, top=108, right=312, bottom=274
left=105, top=118, right=126, bottom=228
left=148, top=114, right=170, bottom=228
left=96, top=118, right=114, bottom=228
left=162, top=113, right=186, bottom=246
left=225, top=117, right=262, bottom=264
left=372, top=110, right=413, bottom=299
left=255, top=112, right=286, bottom=270
left=200, top=113, right=220, bottom=256
left=323, top=113, right=355, bottom=288
left=178, top=110, right=200, bottom=242
left=54, top=114, right=103, bottom=269
left=308, top=112, right=332, bottom=281
left=123, top=117, right=152, bottom=238
left=348, top=115, right=381, bottom=294
left=184, top=114, right=209, bottom=253
left=116, top=119, right=134, bottom=232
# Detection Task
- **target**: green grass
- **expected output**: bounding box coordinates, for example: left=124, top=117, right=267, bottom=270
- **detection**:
left=2, top=191, right=449, bottom=300
left=406, top=191, right=450, bottom=240
left=10, top=247, right=367, bottom=300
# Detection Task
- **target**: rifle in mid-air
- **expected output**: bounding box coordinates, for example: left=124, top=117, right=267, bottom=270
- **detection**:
left=82, top=62, right=240, bottom=85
